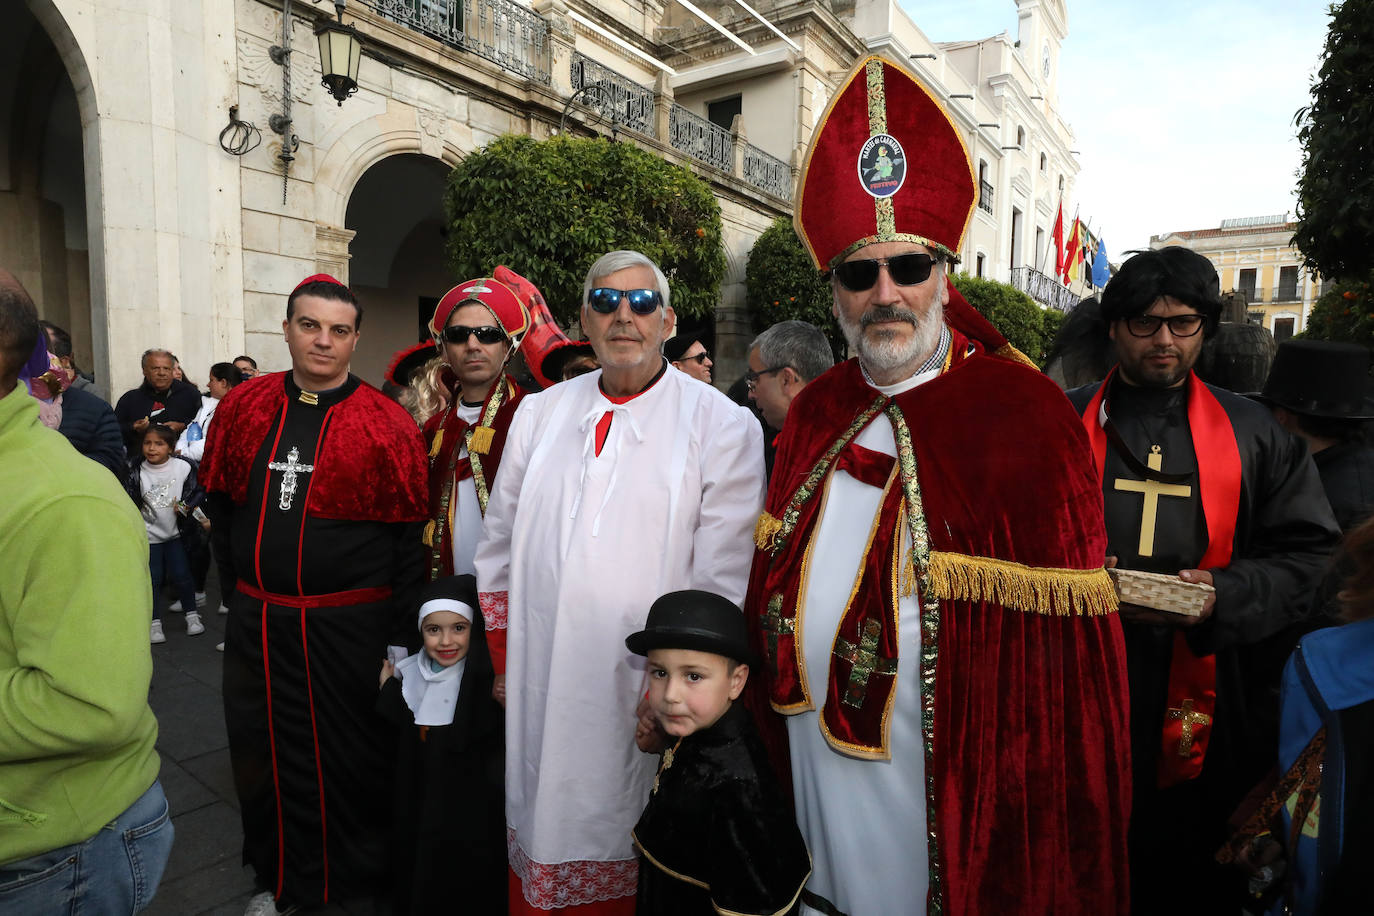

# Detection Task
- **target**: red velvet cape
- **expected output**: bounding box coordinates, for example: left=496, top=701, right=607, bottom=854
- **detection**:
left=200, top=372, right=428, bottom=523
left=421, top=370, right=525, bottom=578
left=745, top=337, right=1132, bottom=915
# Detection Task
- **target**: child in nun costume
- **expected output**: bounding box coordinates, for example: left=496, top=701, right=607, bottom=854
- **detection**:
left=378, top=574, right=506, bottom=913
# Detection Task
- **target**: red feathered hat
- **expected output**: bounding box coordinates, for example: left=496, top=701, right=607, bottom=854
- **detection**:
left=795, top=55, right=976, bottom=269
left=429, top=277, right=530, bottom=346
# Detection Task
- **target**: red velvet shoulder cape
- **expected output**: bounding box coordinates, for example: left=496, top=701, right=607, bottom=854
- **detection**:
left=745, top=334, right=1132, bottom=915
left=200, top=372, right=428, bottom=523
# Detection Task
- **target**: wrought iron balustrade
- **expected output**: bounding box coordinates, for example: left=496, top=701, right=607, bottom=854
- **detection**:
left=1274, top=284, right=1301, bottom=302
left=364, top=0, right=550, bottom=84
left=569, top=52, right=655, bottom=137
left=742, top=143, right=792, bottom=200
left=1010, top=266, right=1079, bottom=313
left=669, top=105, right=733, bottom=172
left=1238, top=286, right=1265, bottom=304
left=978, top=179, right=994, bottom=214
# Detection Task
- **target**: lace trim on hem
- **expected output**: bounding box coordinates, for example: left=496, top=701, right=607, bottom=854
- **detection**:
left=480, top=590, right=509, bottom=629
left=508, top=827, right=638, bottom=909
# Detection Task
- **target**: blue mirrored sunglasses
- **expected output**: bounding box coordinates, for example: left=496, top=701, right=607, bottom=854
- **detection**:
left=586, top=287, right=663, bottom=315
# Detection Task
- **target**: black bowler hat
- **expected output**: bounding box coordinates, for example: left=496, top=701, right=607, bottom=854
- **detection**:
left=1258, top=339, right=1374, bottom=419
left=626, top=590, right=756, bottom=667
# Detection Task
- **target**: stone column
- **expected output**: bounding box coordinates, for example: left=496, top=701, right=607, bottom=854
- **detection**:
left=533, top=0, right=574, bottom=96
left=315, top=224, right=357, bottom=284
left=654, top=71, right=673, bottom=142
left=731, top=114, right=746, bottom=181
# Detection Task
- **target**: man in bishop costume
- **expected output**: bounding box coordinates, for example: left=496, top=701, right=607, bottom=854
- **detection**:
left=474, top=249, right=766, bottom=915
left=745, top=55, right=1133, bottom=916
left=200, top=275, right=429, bottom=914
left=1065, top=247, right=1339, bottom=913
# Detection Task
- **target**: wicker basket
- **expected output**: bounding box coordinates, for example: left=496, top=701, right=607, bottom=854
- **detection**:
left=1108, top=568, right=1214, bottom=618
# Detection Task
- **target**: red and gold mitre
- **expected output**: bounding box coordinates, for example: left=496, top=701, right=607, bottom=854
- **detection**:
left=796, top=55, right=975, bottom=269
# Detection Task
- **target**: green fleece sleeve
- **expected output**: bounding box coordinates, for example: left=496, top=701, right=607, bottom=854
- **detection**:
left=0, top=491, right=155, bottom=762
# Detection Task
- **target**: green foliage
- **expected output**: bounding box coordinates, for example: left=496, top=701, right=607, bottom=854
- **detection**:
left=1297, top=272, right=1374, bottom=347
left=1292, top=0, right=1374, bottom=280
left=744, top=217, right=842, bottom=353
left=1041, top=307, right=1065, bottom=357
left=443, top=134, right=726, bottom=324
left=950, top=274, right=1051, bottom=363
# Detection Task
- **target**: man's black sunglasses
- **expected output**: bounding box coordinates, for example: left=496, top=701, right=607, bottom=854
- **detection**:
left=441, top=324, right=507, bottom=345
left=1123, top=314, right=1206, bottom=338
left=587, top=287, right=663, bottom=315
left=832, top=253, right=939, bottom=292
left=679, top=351, right=711, bottom=364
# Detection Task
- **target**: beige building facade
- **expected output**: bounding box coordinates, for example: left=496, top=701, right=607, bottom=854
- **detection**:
left=1150, top=214, right=1318, bottom=342
left=4, top=0, right=1086, bottom=396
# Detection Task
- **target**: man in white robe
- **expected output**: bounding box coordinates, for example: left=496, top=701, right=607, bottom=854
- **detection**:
left=475, top=250, right=765, bottom=915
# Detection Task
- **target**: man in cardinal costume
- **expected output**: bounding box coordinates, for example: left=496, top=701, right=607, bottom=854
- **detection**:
left=200, top=275, right=428, bottom=914
left=475, top=249, right=765, bottom=915
left=744, top=55, right=1133, bottom=916
left=409, top=271, right=530, bottom=581
left=1065, top=246, right=1339, bottom=913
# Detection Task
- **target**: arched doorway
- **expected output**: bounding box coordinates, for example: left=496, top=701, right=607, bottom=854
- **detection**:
left=344, top=153, right=453, bottom=385
left=0, top=3, right=93, bottom=377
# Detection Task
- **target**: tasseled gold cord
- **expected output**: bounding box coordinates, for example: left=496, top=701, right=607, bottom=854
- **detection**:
left=994, top=343, right=1039, bottom=370
left=927, top=552, right=1118, bottom=616
left=899, top=547, right=919, bottom=597
left=428, top=430, right=444, bottom=458
left=468, top=426, right=495, bottom=455
left=421, top=520, right=436, bottom=548
left=755, top=512, right=784, bottom=551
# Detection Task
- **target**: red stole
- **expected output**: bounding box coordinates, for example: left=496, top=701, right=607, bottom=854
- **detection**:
left=422, top=372, right=523, bottom=579
left=200, top=373, right=427, bottom=523
left=1081, top=369, right=1241, bottom=786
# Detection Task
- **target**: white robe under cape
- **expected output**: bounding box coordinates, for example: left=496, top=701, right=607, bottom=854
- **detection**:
left=474, top=365, right=765, bottom=910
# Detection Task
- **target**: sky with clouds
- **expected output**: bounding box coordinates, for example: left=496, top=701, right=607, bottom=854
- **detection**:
left=899, top=0, right=1334, bottom=263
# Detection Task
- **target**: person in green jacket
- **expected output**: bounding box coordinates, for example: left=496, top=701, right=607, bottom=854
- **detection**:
left=0, top=270, right=173, bottom=912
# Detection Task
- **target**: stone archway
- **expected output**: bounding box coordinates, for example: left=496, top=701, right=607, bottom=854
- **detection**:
left=342, top=152, right=454, bottom=385
left=3, top=1, right=99, bottom=382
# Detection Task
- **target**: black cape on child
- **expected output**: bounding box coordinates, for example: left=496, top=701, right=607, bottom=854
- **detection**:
left=377, top=575, right=506, bottom=915
left=632, top=701, right=810, bottom=916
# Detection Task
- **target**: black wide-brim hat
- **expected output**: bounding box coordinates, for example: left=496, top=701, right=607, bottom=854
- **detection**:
left=663, top=332, right=703, bottom=364
left=1258, top=339, right=1374, bottom=419
left=626, top=589, right=757, bottom=667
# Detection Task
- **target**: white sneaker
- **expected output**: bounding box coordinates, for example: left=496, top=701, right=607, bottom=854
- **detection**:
left=217, top=603, right=230, bottom=615
left=150, top=620, right=166, bottom=644
left=185, top=612, right=205, bottom=636
left=243, top=890, right=298, bottom=916
left=170, top=591, right=207, bottom=612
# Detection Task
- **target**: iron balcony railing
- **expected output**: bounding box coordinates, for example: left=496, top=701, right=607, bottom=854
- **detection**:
left=570, top=52, right=656, bottom=137
left=742, top=142, right=792, bottom=199
left=365, top=0, right=550, bottom=84
left=1274, top=284, right=1301, bottom=302
left=669, top=104, right=733, bottom=173
left=1238, top=286, right=1266, bottom=304
left=1010, top=266, right=1079, bottom=313
left=978, top=179, right=994, bottom=214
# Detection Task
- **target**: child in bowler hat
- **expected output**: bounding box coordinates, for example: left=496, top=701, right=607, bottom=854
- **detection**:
left=626, top=589, right=810, bottom=916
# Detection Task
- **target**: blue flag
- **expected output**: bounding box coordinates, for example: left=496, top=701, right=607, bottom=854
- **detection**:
left=1091, top=236, right=1110, bottom=288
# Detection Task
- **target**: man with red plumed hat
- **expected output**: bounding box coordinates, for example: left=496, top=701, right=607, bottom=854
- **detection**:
left=743, top=55, right=1131, bottom=915
left=418, top=272, right=530, bottom=581
left=199, top=275, right=428, bottom=916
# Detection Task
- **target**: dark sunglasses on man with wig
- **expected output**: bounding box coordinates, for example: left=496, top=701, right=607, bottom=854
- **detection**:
left=832, top=252, right=940, bottom=292
left=440, top=324, right=508, bottom=345
left=586, top=287, right=664, bottom=315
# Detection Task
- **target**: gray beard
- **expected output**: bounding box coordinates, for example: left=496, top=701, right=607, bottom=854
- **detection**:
left=838, top=303, right=944, bottom=376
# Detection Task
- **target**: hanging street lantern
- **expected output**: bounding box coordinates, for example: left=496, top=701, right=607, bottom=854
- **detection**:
left=315, top=8, right=362, bottom=107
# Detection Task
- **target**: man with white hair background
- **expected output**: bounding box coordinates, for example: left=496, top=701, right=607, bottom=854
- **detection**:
left=475, top=250, right=765, bottom=915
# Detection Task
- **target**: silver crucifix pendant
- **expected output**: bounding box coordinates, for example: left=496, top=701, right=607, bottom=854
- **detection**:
left=266, top=446, right=315, bottom=511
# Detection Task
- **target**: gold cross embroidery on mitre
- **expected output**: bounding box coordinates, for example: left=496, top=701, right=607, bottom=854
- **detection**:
left=1167, top=698, right=1212, bottom=756
left=1113, top=445, right=1192, bottom=557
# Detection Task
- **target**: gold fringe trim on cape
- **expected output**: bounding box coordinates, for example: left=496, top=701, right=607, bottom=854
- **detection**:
left=421, top=520, right=436, bottom=548
left=755, top=511, right=784, bottom=551
left=468, top=425, right=495, bottom=455
left=925, top=552, right=1118, bottom=616
left=994, top=342, right=1039, bottom=370
left=428, top=429, right=444, bottom=458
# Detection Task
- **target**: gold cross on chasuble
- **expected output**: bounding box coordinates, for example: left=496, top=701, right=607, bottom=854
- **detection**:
left=1113, top=445, right=1192, bottom=557
left=836, top=618, right=897, bottom=708
left=759, top=594, right=796, bottom=674
left=1167, top=698, right=1212, bottom=756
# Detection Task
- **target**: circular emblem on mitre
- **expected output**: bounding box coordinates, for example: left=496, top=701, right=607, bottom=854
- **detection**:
left=858, top=134, right=905, bottom=199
